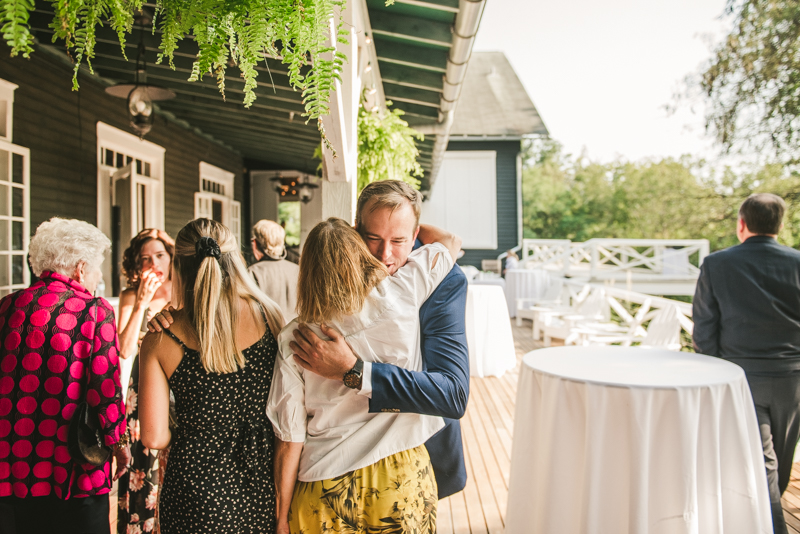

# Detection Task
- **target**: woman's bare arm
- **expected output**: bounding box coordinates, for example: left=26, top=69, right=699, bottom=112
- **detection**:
left=138, top=332, right=176, bottom=450
left=116, top=289, right=144, bottom=360
left=417, top=224, right=462, bottom=263
left=274, top=439, right=304, bottom=533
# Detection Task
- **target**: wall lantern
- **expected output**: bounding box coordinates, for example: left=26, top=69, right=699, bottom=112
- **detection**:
left=105, top=11, right=175, bottom=139
left=270, top=174, right=319, bottom=204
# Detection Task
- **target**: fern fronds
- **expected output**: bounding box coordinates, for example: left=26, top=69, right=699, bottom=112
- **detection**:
left=2, top=0, right=35, bottom=58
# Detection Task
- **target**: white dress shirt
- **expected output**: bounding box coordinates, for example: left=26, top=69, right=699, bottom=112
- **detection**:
left=266, top=244, right=451, bottom=482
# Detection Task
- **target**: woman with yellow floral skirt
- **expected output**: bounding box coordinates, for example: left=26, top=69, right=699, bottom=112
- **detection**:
left=267, top=216, right=462, bottom=534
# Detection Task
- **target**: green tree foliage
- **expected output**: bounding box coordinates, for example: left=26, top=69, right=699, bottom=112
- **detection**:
left=357, top=101, right=423, bottom=194
left=278, top=201, right=301, bottom=247
left=522, top=140, right=800, bottom=251
left=699, top=0, right=800, bottom=161
left=0, top=0, right=367, bottom=134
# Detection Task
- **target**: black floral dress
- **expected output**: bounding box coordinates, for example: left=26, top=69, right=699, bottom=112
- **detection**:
left=158, top=327, right=278, bottom=533
left=118, top=309, right=164, bottom=534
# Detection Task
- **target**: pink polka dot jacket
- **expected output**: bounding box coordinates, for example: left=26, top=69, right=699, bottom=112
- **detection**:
left=0, top=271, right=126, bottom=500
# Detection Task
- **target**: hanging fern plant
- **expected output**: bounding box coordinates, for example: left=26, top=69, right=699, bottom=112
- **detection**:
left=356, top=100, right=423, bottom=193
left=1, top=0, right=357, bottom=135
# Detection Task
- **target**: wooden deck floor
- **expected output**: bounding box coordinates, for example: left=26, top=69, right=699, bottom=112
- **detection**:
left=437, top=320, right=539, bottom=534
left=440, top=318, right=800, bottom=534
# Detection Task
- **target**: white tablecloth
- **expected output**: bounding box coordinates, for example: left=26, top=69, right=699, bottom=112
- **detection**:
left=506, top=347, right=772, bottom=534
left=465, top=285, right=517, bottom=378
left=470, top=278, right=506, bottom=289
left=504, top=269, right=550, bottom=317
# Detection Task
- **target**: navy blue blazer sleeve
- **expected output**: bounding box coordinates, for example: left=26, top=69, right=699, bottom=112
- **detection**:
left=368, top=265, right=470, bottom=419
left=692, top=260, right=721, bottom=356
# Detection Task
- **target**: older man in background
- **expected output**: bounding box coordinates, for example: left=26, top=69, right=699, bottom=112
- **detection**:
left=693, top=193, right=800, bottom=534
left=248, top=219, right=300, bottom=321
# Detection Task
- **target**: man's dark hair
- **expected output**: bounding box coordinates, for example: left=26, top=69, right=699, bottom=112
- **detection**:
left=739, top=193, right=786, bottom=235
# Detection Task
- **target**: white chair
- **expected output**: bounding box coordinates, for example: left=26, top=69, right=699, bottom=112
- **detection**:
left=542, top=288, right=611, bottom=347
left=515, top=275, right=564, bottom=326
left=567, top=297, right=652, bottom=346
left=576, top=305, right=684, bottom=351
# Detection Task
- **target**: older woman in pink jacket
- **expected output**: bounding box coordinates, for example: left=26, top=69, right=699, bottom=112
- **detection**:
left=0, top=218, right=130, bottom=534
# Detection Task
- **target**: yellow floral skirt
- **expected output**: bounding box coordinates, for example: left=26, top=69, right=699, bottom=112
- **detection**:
left=288, top=445, right=438, bottom=534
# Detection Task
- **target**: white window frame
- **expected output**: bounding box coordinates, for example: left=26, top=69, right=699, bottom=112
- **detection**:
left=0, top=79, right=17, bottom=143
left=96, top=122, right=165, bottom=237
left=421, top=150, right=498, bottom=250
left=0, top=77, right=29, bottom=296
left=96, top=122, right=165, bottom=296
left=196, top=162, right=241, bottom=244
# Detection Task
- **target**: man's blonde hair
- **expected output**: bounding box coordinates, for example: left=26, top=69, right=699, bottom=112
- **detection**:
left=297, top=218, right=388, bottom=324
left=252, top=219, right=285, bottom=259
left=355, top=180, right=422, bottom=234
left=173, top=218, right=284, bottom=374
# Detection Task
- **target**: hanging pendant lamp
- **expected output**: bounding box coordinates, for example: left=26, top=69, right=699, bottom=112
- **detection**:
left=105, top=12, right=175, bottom=139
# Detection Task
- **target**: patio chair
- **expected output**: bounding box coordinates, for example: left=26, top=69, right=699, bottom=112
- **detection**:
left=542, top=288, right=611, bottom=347
left=522, top=282, right=590, bottom=341
left=515, top=275, right=565, bottom=327
left=566, top=297, right=652, bottom=346
left=575, top=304, right=684, bottom=351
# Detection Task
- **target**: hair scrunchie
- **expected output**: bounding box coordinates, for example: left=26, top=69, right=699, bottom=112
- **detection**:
left=195, top=236, right=221, bottom=260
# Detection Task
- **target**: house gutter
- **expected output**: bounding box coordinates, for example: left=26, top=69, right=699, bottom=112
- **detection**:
left=415, top=0, right=486, bottom=193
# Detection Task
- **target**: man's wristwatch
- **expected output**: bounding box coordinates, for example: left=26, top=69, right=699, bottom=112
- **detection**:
left=343, top=358, right=364, bottom=390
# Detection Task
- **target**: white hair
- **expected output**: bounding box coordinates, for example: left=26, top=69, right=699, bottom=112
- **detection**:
left=29, top=218, right=111, bottom=277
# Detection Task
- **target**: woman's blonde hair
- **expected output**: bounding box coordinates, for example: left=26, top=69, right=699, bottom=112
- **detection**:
left=252, top=219, right=285, bottom=259
left=172, top=218, right=284, bottom=374
left=297, top=217, right=388, bottom=324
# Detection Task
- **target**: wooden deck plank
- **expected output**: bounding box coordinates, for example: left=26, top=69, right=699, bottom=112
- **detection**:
left=462, top=399, right=505, bottom=533
left=438, top=493, right=454, bottom=534
left=443, top=319, right=543, bottom=533
left=467, top=382, right=510, bottom=517
left=460, top=417, right=489, bottom=534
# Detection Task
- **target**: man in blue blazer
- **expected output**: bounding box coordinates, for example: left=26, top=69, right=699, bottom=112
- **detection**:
left=289, top=180, right=470, bottom=498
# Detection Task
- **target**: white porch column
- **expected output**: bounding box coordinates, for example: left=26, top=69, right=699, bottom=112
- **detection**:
left=318, top=1, right=360, bottom=224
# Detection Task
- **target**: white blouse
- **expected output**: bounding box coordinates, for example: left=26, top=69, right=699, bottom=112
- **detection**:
left=266, top=243, right=452, bottom=482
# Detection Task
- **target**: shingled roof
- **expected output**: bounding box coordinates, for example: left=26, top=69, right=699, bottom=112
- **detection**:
left=449, top=52, right=549, bottom=139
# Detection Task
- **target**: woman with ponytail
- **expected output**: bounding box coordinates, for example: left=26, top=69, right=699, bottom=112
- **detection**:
left=137, top=218, right=284, bottom=533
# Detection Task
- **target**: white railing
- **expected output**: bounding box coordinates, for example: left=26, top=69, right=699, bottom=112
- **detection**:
left=519, top=238, right=710, bottom=281
left=521, top=279, right=695, bottom=349
left=520, top=239, right=572, bottom=271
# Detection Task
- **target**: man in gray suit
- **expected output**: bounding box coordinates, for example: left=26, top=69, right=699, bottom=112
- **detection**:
left=693, top=193, right=800, bottom=534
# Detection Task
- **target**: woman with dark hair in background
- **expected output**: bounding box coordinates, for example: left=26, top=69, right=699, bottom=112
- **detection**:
left=138, top=218, right=284, bottom=533
left=0, top=218, right=129, bottom=534
left=116, top=228, right=174, bottom=534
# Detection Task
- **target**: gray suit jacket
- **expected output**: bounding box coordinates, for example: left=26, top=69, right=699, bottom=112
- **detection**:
left=248, top=259, right=300, bottom=321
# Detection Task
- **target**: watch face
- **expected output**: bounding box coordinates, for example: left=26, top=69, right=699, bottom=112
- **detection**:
left=344, top=373, right=358, bottom=388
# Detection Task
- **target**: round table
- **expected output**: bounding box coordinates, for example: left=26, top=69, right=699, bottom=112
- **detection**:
left=506, top=346, right=772, bottom=534
left=465, top=285, right=517, bottom=378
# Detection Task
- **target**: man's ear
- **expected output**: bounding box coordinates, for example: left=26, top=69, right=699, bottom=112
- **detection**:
left=413, top=225, right=420, bottom=241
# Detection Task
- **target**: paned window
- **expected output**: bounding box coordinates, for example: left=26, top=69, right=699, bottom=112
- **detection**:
left=195, top=162, right=241, bottom=245
left=0, top=78, right=29, bottom=296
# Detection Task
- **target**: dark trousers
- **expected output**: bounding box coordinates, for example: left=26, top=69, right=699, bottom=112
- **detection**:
left=0, top=494, right=110, bottom=534
left=746, top=373, right=800, bottom=534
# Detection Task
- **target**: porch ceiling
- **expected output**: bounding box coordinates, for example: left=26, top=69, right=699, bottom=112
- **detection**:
left=26, top=0, right=473, bottom=185
left=28, top=8, right=320, bottom=174
left=366, top=0, right=463, bottom=191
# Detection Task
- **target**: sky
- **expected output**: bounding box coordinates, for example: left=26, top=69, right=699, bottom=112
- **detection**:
left=472, top=0, right=733, bottom=165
